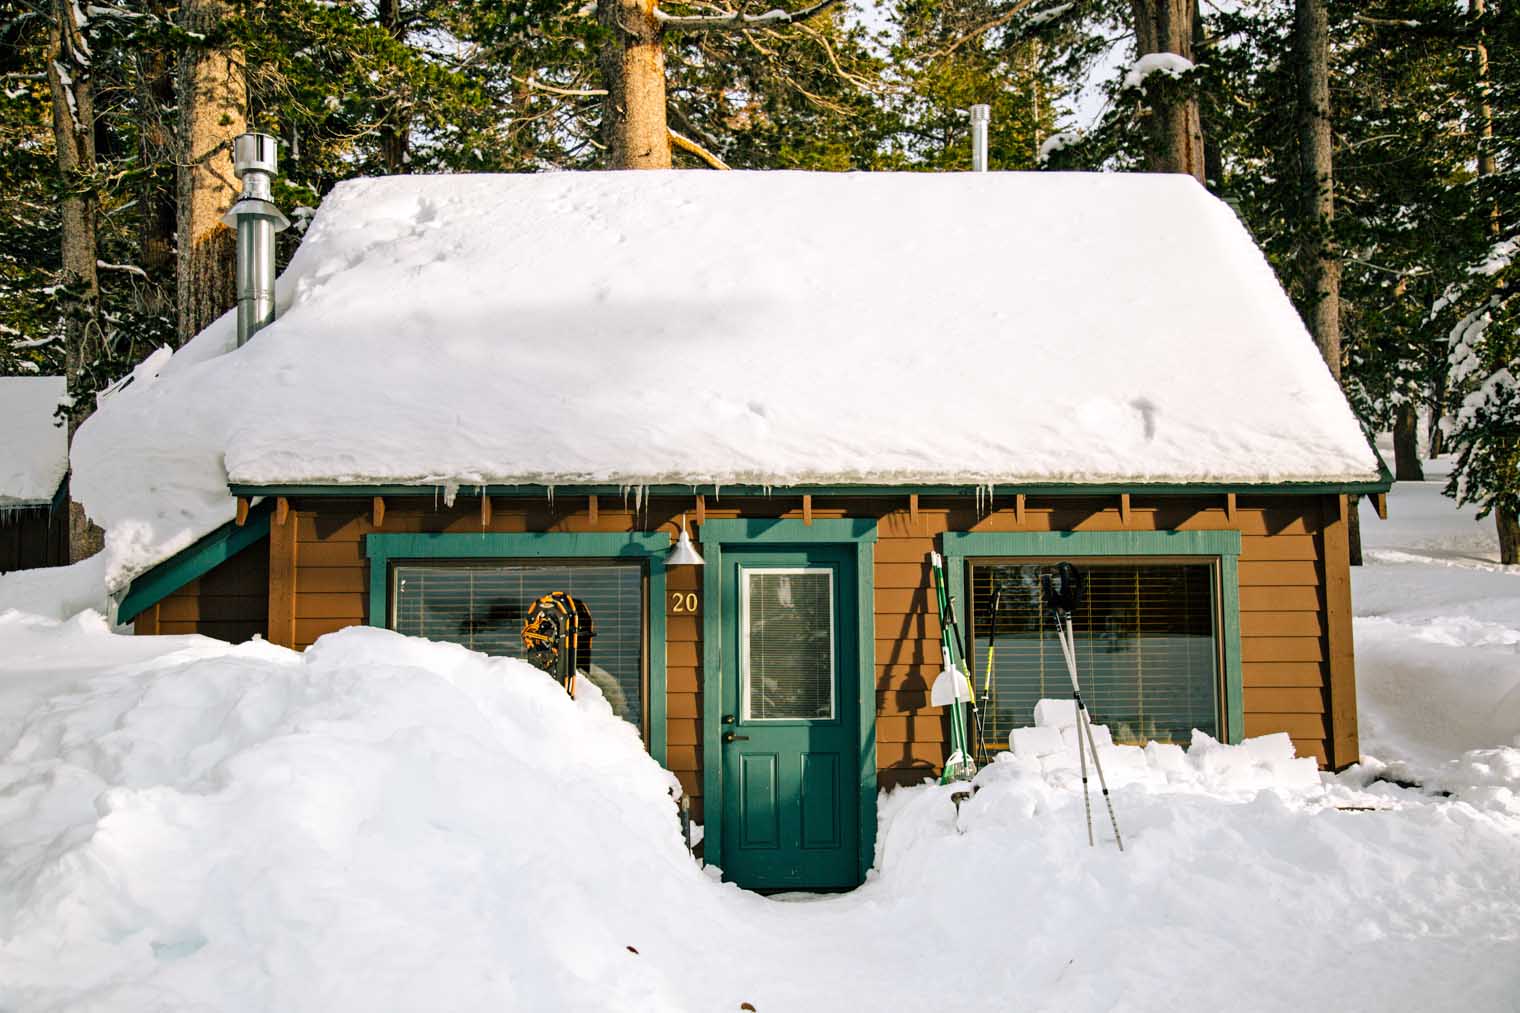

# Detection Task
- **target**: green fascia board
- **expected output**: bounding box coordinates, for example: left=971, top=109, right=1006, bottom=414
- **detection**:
left=940, top=529, right=1244, bottom=745
left=230, top=474, right=1391, bottom=500
left=118, top=502, right=273, bottom=624
left=697, top=518, right=879, bottom=544
left=363, top=531, right=671, bottom=765
left=699, top=518, right=879, bottom=882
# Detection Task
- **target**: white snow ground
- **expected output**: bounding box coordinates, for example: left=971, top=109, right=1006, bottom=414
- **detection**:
left=0, top=456, right=1516, bottom=1012
left=1353, top=449, right=1520, bottom=782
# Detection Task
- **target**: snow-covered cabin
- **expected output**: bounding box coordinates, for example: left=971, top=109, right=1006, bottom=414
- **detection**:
left=1, top=376, right=70, bottom=572
left=76, top=171, right=1388, bottom=891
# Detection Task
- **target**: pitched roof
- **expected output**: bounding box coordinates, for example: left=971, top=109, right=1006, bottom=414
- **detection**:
left=0, top=376, right=67, bottom=508
left=70, top=171, right=1379, bottom=584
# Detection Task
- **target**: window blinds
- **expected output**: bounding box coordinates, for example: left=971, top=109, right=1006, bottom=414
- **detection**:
left=743, top=568, right=835, bottom=721
left=968, top=561, right=1218, bottom=747
left=392, top=562, right=644, bottom=728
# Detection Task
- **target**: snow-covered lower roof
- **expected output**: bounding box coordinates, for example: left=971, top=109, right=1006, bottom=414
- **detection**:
left=68, top=170, right=1379, bottom=590
left=1, top=377, right=67, bottom=508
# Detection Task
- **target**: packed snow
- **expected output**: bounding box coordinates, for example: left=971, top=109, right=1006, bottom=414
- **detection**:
left=0, top=613, right=1516, bottom=1012
left=1, top=455, right=1517, bottom=1011
left=0, top=376, right=67, bottom=508
left=1353, top=448, right=1520, bottom=785
left=64, top=171, right=1378, bottom=602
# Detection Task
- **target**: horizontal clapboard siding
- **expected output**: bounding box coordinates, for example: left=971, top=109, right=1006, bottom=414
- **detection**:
left=133, top=537, right=268, bottom=645
left=264, top=491, right=1343, bottom=818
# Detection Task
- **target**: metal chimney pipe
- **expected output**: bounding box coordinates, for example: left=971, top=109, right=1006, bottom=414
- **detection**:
left=221, top=133, right=290, bottom=346
left=970, top=104, right=991, bottom=172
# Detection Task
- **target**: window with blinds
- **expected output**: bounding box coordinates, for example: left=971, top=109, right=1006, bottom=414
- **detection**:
left=391, top=562, right=645, bottom=731
left=968, top=559, right=1219, bottom=748
left=742, top=568, right=835, bottom=721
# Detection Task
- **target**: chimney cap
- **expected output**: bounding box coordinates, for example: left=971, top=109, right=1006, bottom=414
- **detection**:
left=232, top=133, right=279, bottom=179
left=969, top=104, right=991, bottom=123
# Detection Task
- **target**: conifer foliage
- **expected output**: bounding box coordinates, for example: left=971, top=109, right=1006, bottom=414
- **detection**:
left=0, top=0, right=1515, bottom=557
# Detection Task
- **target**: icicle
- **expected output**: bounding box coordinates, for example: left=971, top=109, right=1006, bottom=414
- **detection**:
left=442, top=481, right=459, bottom=508
left=546, top=484, right=555, bottom=508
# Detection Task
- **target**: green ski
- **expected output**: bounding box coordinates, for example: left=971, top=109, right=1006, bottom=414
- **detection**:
left=929, top=550, right=977, bottom=784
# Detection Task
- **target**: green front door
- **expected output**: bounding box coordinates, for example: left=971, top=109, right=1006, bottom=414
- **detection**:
left=720, top=545, right=861, bottom=890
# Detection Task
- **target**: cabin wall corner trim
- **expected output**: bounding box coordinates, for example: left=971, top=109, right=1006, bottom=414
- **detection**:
left=697, top=518, right=879, bottom=882
left=940, top=529, right=1245, bottom=744
left=363, top=531, right=672, bottom=764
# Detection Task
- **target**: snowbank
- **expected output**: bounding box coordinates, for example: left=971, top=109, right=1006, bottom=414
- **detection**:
left=3, top=613, right=1517, bottom=1012
left=0, top=376, right=67, bottom=508
left=1353, top=451, right=1520, bottom=781
left=67, top=170, right=1378, bottom=601
left=0, top=616, right=713, bottom=1012
left=1004, top=697, right=1321, bottom=790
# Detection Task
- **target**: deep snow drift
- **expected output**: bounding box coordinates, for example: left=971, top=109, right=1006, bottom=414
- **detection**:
left=2, top=609, right=1517, bottom=1012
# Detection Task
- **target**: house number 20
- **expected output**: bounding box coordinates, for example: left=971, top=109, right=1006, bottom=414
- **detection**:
left=670, top=592, right=699, bottom=613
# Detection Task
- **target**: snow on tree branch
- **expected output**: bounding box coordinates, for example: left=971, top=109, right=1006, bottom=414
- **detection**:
left=654, top=0, right=844, bottom=33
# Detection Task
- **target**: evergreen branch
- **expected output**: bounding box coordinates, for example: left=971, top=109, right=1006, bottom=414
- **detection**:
left=655, top=0, right=844, bottom=33
left=515, top=75, right=607, bottom=97
left=668, top=127, right=730, bottom=168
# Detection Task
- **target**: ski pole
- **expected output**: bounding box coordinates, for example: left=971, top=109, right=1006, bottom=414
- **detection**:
left=1054, top=613, right=1095, bottom=846
left=1055, top=612, right=1124, bottom=852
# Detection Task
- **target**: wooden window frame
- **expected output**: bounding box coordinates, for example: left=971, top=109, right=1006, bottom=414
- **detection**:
left=364, top=532, right=671, bottom=763
left=941, top=530, right=1244, bottom=743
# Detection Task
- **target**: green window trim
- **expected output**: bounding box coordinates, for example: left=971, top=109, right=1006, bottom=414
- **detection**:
left=364, top=532, right=672, bottom=765
left=698, top=518, right=879, bottom=882
left=940, top=530, right=1244, bottom=744
left=117, top=501, right=273, bottom=624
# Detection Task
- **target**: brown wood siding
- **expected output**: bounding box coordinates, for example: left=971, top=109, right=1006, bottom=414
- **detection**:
left=0, top=504, right=69, bottom=573
left=270, top=490, right=1353, bottom=816
left=132, top=536, right=268, bottom=643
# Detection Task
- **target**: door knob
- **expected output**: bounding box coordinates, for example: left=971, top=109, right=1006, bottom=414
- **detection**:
left=723, top=732, right=750, bottom=743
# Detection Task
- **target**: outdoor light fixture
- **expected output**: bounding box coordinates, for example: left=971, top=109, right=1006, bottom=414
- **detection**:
left=667, top=515, right=705, bottom=566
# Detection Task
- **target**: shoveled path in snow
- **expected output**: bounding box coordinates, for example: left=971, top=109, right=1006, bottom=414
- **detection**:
left=1354, top=454, right=1520, bottom=778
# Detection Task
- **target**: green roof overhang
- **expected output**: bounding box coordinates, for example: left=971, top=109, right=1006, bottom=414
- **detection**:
left=117, top=500, right=273, bottom=624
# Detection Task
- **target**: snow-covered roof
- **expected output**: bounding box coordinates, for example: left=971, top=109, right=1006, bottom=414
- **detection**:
left=0, top=376, right=68, bottom=508
left=67, top=170, right=1379, bottom=590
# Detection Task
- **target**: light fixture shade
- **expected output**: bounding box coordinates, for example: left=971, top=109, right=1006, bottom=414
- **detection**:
left=667, top=527, right=705, bottom=566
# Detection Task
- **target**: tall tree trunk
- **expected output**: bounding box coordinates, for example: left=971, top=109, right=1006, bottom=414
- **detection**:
left=599, top=0, right=672, bottom=168
left=1294, top=0, right=1340, bottom=379
left=1129, top=0, right=1205, bottom=181
left=1192, top=0, right=1223, bottom=189
left=1470, top=0, right=1509, bottom=559
left=46, top=0, right=105, bottom=563
left=177, top=0, right=245, bottom=344
left=1293, top=0, right=1356, bottom=561
left=1427, top=367, right=1446, bottom=458
left=1393, top=402, right=1423, bottom=480
left=378, top=0, right=409, bottom=173
left=138, top=10, right=176, bottom=319
left=1473, top=0, right=1498, bottom=237
left=1498, top=505, right=1519, bottom=566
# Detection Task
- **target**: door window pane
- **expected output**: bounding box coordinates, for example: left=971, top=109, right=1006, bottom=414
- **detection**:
left=392, top=562, right=644, bottom=729
left=968, top=560, right=1219, bottom=747
left=743, top=568, right=835, bottom=720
